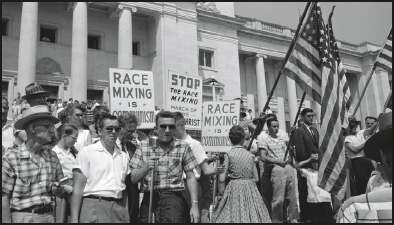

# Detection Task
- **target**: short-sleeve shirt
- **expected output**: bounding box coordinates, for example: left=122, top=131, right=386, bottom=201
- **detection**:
left=344, top=130, right=366, bottom=159
left=258, top=134, right=288, bottom=162
left=300, top=168, right=331, bottom=203
left=52, top=145, right=77, bottom=179
left=74, top=141, right=130, bottom=198
left=129, top=139, right=198, bottom=192
left=2, top=120, right=15, bottom=150
left=183, top=134, right=208, bottom=180
left=2, top=144, right=64, bottom=210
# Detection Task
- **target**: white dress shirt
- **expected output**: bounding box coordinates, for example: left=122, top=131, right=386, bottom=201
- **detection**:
left=52, top=145, right=77, bottom=179
left=300, top=168, right=331, bottom=203
left=74, top=141, right=130, bottom=198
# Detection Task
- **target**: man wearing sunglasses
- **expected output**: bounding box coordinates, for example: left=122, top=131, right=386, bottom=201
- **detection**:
left=70, top=114, right=130, bottom=223
left=130, top=111, right=200, bottom=223
left=117, top=112, right=141, bottom=223
left=2, top=105, right=64, bottom=223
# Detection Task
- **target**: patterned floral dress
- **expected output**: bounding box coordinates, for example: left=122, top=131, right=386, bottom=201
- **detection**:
left=215, top=146, right=271, bottom=223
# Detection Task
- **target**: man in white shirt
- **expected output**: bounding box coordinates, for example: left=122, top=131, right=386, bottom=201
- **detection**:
left=70, top=114, right=130, bottom=223
left=2, top=97, right=14, bottom=155
left=173, top=112, right=225, bottom=222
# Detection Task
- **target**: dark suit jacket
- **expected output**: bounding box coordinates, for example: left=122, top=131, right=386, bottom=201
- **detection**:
left=122, top=141, right=140, bottom=223
left=294, top=124, right=319, bottom=168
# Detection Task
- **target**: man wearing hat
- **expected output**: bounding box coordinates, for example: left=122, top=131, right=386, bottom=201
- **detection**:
left=22, top=82, right=49, bottom=107
left=337, top=112, right=392, bottom=223
left=344, top=117, right=378, bottom=195
left=2, top=105, right=65, bottom=223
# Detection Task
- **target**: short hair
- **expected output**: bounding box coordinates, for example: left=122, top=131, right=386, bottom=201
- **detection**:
left=241, top=112, right=247, bottom=118
left=267, top=118, right=279, bottom=127
left=98, top=114, right=118, bottom=130
left=155, top=111, right=175, bottom=126
left=248, top=109, right=252, bottom=112
left=57, top=123, right=78, bottom=137
left=69, top=98, right=73, bottom=101
left=229, top=125, right=245, bottom=145
left=252, top=118, right=259, bottom=125
left=174, top=112, right=185, bottom=123
left=365, top=116, right=377, bottom=122
left=118, top=112, right=140, bottom=128
left=92, top=106, right=110, bottom=133
left=58, top=102, right=87, bottom=123
left=301, top=108, right=313, bottom=117
left=266, top=113, right=277, bottom=120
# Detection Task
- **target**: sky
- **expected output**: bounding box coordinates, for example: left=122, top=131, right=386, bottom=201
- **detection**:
left=234, top=2, right=392, bottom=45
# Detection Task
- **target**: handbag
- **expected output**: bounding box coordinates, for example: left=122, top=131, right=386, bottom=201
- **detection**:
left=356, top=192, right=392, bottom=223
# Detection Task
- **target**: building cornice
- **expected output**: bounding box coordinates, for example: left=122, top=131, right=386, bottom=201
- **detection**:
left=197, top=9, right=247, bottom=30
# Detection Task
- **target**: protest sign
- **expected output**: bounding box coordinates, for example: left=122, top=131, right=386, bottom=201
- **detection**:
left=167, top=71, right=202, bottom=130
left=201, top=100, right=240, bottom=152
left=109, top=68, right=155, bottom=129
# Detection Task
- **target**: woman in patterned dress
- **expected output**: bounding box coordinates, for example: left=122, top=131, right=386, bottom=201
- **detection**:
left=215, top=125, right=271, bottom=223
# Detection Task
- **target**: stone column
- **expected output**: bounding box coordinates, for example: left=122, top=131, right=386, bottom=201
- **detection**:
left=118, top=5, right=137, bottom=69
left=17, top=2, right=38, bottom=95
left=255, top=54, right=268, bottom=114
left=70, top=2, right=88, bottom=102
left=286, top=76, right=298, bottom=125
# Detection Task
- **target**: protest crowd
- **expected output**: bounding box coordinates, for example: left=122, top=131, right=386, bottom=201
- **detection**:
left=2, top=2, right=392, bottom=224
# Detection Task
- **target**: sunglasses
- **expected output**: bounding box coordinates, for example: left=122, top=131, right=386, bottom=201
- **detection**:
left=104, top=126, right=121, bottom=133
left=159, top=124, right=176, bottom=130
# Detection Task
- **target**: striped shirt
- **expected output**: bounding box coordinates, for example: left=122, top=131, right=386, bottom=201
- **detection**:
left=258, top=134, right=287, bottom=162
left=129, top=139, right=198, bottom=192
left=2, top=144, right=64, bottom=210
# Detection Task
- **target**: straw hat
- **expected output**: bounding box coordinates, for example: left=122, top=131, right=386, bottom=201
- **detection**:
left=21, top=82, right=49, bottom=100
left=14, top=105, right=59, bottom=130
left=364, top=112, right=392, bottom=163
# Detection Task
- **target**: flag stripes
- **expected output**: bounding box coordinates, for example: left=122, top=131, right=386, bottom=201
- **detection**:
left=375, top=29, right=392, bottom=73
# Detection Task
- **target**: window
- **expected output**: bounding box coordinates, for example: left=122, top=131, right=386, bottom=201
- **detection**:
left=199, top=49, right=213, bottom=67
left=87, top=89, right=103, bottom=103
left=2, top=18, right=9, bottom=36
left=133, top=42, right=140, bottom=56
left=88, top=35, right=100, bottom=50
left=40, top=26, right=57, bottom=43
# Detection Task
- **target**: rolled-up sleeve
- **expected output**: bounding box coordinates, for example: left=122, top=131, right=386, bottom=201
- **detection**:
left=129, top=148, right=144, bottom=170
left=182, top=146, right=198, bottom=173
left=2, top=158, right=15, bottom=194
left=74, top=147, right=90, bottom=177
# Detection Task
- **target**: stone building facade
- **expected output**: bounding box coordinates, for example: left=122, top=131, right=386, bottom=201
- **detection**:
left=2, top=2, right=392, bottom=131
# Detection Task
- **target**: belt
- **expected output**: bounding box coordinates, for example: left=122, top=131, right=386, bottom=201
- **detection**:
left=84, top=195, right=122, bottom=202
left=11, top=205, right=53, bottom=214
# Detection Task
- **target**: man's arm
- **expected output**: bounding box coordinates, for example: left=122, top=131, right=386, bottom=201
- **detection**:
left=2, top=192, right=11, bottom=223
left=260, top=148, right=286, bottom=167
left=295, top=155, right=314, bottom=171
left=294, top=129, right=306, bottom=162
left=186, top=171, right=200, bottom=223
left=130, top=164, right=150, bottom=184
left=70, top=169, right=87, bottom=223
left=345, top=142, right=364, bottom=154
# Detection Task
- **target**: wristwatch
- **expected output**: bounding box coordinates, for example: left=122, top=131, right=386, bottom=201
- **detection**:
left=191, top=200, right=198, bottom=204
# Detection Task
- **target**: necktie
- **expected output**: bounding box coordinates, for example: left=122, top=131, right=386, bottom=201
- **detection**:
left=309, top=126, right=314, bottom=136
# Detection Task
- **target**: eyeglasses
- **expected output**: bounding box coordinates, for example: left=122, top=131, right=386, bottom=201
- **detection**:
left=32, top=124, right=55, bottom=130
left=73, top=113, right=84, bottom=119
left=159, top=124, right=176, bottom=130
left=104, top=126, right=121, bottom=133
left=68, top=135, right=78, bottom=141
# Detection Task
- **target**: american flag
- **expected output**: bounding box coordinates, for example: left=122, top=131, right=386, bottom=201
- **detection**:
left=375, top=29, right=392, bottom=73
left=282, top=3, right=350, bottom=194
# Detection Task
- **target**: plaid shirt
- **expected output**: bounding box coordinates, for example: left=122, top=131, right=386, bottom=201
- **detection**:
left=2, top=144, right=64, bottom=210
left=258, top=134, right=287, bottom=162
left=129, top=138, right=198, bottom=192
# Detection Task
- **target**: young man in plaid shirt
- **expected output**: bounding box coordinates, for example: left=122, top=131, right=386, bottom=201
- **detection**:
left=130, top=111, right=200, bottom=223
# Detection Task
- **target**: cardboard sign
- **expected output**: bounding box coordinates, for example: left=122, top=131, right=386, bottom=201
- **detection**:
left=167, top=71, right=202, bottom=130
left=201, top=100, right=240, bottom=152
left=109, top=68, right=155, bottom=129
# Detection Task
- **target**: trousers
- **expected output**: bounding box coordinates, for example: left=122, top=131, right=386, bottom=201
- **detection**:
left=271, top=165, right=298, bottom=223
left=79, top=197, right=129, bottom=223
left=11, top=211, right=54, bottom=223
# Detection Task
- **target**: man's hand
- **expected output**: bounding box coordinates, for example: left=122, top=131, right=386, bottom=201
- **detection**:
left=216, top=164, right=226, bottom=174
left=147, top=157, right=159, bottom=170
left=278, top=161, right=287, bottom=168
left=52, top=182, right=64, bottom=196
left=290, top=125, right=297, bottom=133
left=62, top=185, right=73, bottom=194
left=190, top=204, right=200, bottom=223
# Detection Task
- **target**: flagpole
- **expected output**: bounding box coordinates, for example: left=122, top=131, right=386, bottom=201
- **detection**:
left=283, top=91, right=306, bottom=161
left=247, top=2, right=312, bottom=151
left=382, top=90, right=392, bottom=114
left=351, top=28, right=392, bottom=117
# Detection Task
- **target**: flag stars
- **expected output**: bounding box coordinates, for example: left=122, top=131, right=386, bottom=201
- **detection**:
left=320, top=37, right=324, bottom=42
left=308, top=36, right=313, bottom=41
left=324, top=49, right=328, bottom=54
